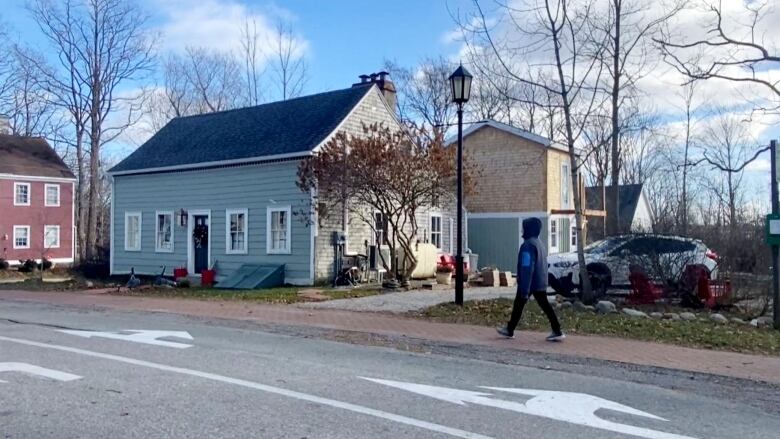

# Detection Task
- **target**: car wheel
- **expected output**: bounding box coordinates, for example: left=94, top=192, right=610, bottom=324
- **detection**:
left=586, top=264, right=611, bottom=300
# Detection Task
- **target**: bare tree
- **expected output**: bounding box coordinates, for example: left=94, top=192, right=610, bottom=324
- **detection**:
left=181, top=47, right=243, bottom=113
left=593, top=0, right=684, bottom=235
left=384, top=56, right=455, bottom=138
left=677, top=81, right=700, bottom=235
left=270, top=20, right=307, bottom=101
left=656, top=0, right=779, bottom=115
left=240, top=18, right=264, bottom=106
left=458, top=0, right=611, bottom=302
left=28, top=0, right=155, bottom=261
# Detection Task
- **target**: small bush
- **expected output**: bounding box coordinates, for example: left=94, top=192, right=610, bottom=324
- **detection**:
left=17, top=259, right=36, bottom=273
left=177, top=279, right=191, bottom=288
left=38, top=258, right=53, bottom=271
left=0, top=258, right=9, bottom=270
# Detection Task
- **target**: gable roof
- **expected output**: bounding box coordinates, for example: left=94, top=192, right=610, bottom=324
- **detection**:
left=586, top=184, right=644, bottom=231
left=109, top=84, right=376, bottom=175
left=0, top=134, right=75, bottom=179
left=450, top=119, right=573, bottom=153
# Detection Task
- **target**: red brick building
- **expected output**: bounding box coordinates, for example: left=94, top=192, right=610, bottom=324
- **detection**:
left=0, top=133, right=76, bottom=265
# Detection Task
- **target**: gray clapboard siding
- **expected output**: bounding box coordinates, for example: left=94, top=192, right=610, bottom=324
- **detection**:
left=112, top=159, right=313, bottom=284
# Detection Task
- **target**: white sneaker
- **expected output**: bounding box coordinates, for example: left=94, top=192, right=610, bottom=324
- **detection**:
left=546, top=332, right=566, bottom=342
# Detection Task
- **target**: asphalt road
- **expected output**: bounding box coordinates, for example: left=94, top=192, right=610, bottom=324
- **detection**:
left=1, top=299, right=778, bottom=439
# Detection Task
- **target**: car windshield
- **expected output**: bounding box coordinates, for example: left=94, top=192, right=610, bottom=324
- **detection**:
left=584, top=237, right=628, bottom=254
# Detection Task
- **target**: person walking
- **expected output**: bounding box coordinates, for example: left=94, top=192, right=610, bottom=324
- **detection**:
left=496, top=217, right=565, bottom=341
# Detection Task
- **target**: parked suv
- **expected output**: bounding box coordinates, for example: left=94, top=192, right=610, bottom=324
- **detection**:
left=548, top=234, right=719, bottom=293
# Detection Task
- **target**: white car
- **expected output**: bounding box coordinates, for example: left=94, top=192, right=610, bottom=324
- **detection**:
left=548, top=235, right=719, bottom=294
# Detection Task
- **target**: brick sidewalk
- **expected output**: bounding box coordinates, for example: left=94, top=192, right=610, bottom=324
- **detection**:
left=2, top=289, right=778, bottom=384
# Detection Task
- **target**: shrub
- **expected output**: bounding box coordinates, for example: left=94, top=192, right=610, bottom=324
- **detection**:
left=38, top=258, right=53, bottom=271
left=0, top=258, right=9, bottom=270
left=177, top=279, right=191, bottom=288
left=17, top=259, right=36, bottom=273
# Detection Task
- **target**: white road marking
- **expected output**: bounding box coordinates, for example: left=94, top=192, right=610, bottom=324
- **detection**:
left=0, top=362, right=82, bottom=382
left=362, top=378, right=698, bottom=439
left=57, top=329, right=194, bottom=348
left=0, top=336, right=493, bottom=439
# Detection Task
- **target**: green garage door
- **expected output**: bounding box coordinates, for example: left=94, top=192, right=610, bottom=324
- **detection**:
left=468, top=218, right=519, bottom=272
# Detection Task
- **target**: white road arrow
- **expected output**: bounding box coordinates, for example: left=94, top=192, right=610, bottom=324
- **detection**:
left=57, top=329, right=194, bottom=349
left=361, top=378, right=698, bottom=439
left=0, top=362, right=81, bottom=382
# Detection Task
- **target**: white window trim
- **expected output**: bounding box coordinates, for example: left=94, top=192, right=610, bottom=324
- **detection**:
left=225, top=208, right=249, bottom=255
left=13, top=225, right=31, bottom=249
left=571, top=223, right=577, bottom=247
left=430, top=213, right=443, bottom=250
left=266, top=205, right=292, bottom=255
left=14, top=182, right=31, bottom=206
left=44, top=225, right=60, bottom=249
left=155, top=210, right=174, bottom=253
left=44, top=184, right=61, bottom=207
left=124, top=211, right=142, bottom=252
left=549, top=218, right=559, bottom=251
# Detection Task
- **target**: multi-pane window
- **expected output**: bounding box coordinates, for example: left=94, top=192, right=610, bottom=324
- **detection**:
left=156, top=212, right=173, bottom=252
left=226, top=209, right=248, bottom=254
left=571, top=224, right=577, bottom=247
left=14, top=183, right=30, bottom=206
left=125, top=212, right=142, bottom=251
left=374, top=212, right=388, bottom=246
left=430, top=215, right=442, bottom=249
left=13, top=226, right=30, bottom=249
left=267, top=206, right=291, bottom=254
left=561, top=163, right=571, bottom=209
left=45, top=184, right=60, bottom=207
left=44, top=225, right=60, bottom=248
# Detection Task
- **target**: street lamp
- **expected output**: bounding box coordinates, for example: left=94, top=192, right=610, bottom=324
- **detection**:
left=449, top=64, right=472, bottom=306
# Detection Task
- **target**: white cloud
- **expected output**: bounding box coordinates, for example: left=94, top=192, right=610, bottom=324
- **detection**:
left=745, top=158, right=771, bottom=173
left=150, top=0, right=309, bottom=59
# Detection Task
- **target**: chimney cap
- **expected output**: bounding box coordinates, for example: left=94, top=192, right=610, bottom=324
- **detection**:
left=358, top=74, right=370, bottom=83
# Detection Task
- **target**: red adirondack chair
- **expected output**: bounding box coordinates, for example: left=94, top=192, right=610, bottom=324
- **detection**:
left=628, top=271, right=664, bottom=305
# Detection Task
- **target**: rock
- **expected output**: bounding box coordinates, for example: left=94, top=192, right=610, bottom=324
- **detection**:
left=754, top=316, right=773, bottom=328
left=595, top=300, right=617, bottom=314
left=680, top=312, right=697, bottom=321
left=709, top=313, right=728, bottom=324
left=663, top=313, right=681, bottom=321
left=572, top=301, right=589, bottom=312
left=85, top=280, right=95, bottom=288
left=560, top=301, right=573, bottom=310
left=584, top=305, right=595, bottom=312
left=650, top=312, right=664, bottom=320
left=730, top=317, right=746, bottom=324
left=622, top=308, right=648, bottom=318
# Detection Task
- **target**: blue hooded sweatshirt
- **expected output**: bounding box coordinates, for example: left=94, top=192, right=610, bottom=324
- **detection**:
left=517, top=217, right=547, bottom=298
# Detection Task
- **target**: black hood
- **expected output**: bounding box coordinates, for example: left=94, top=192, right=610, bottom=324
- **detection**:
left=522, top=217, right=543, bottom=239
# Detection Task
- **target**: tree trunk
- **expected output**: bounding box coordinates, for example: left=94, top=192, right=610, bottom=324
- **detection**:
left=75, top=129, right=87, bottom=262
left=607, top=0, right=622, bottom=237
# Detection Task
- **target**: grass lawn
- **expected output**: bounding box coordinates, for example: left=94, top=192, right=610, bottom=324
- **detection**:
left=415, top=298, right=780, bottom=356
left=113, top=286, right=383, bottom=304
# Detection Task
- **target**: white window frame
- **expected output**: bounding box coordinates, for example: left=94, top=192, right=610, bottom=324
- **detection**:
left=430, top=213, right=443, bottom=250
left=571, top=223, right=577, bottom=247
left=124, top=211, right=142, bottom=252
left=266, top=205, right=292, bottom=255
left=549, top=218, right=558, bottom=252
left=155, top=211, right=174, bottom=253
left=225, top=208, right=249, bottom=255
left=373, top=211, right=388, bottom=246
left=44, top=184, right=60, bottom=207
left=14, top=182, right=31, bottom=206
left=13, top=225, right=30, bottom=249
left=448, top=218, right=454, bottom=254
left=44, top=225, right=60, bottom=249
left=561, top=163, right=571, bottom=210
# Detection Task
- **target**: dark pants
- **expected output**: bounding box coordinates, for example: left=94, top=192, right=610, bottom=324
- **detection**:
left=507, top=290, right=561, bottom=335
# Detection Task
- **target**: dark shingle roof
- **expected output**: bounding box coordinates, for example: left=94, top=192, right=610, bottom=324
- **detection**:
left=586, top=184, right=644, bottom=232
left=110, top=84, right=375, bottom=173
left=0, top=134, right=75, bottom=179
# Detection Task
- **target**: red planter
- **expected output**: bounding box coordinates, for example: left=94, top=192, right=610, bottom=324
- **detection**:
left=201, top=269, right=216, bottom=287
left=173, top=267, right=188, bottom=280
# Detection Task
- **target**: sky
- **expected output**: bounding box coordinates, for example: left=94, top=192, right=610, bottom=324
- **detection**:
left=1, top=0, right=778, bottom=207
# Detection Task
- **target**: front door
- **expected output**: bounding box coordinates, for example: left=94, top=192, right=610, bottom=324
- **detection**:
left=193, top=215, right=209, bottom=274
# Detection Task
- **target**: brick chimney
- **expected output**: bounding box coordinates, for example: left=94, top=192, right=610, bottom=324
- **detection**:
left=0, top=114, right=10, bottom=135
left=352, top=71, right=397, bottom=111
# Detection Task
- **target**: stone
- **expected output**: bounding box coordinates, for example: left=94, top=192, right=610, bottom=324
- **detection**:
left=650, top=312, right=664, bottom=320
left=622, top=308, right=648, bottom=318
left=680, top=312, right=697, bottom=321
left=572, top=301, right=590, bottom=312
left=85, top=280, right=95, bottom=288
left=560, top=301, right=573, bottom=310
left=595, top=300, right=617, bottom=314
left=730, top=317, right=746, bottom=324
left=663, top=313, right=680, bottom=321
left=709, top=313, right=728, bottom=324
left=754, top=316, right=773, bottom=328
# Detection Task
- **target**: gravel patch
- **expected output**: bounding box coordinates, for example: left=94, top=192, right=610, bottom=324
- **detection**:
left=298, top=287, right=517, bottom=312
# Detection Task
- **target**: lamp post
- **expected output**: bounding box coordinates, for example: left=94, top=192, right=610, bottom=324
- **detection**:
left=449, top=64, right=472, bottom=306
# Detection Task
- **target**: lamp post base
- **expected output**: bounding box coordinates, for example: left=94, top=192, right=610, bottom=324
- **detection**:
left=455, top=255, right=464, bottom=305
